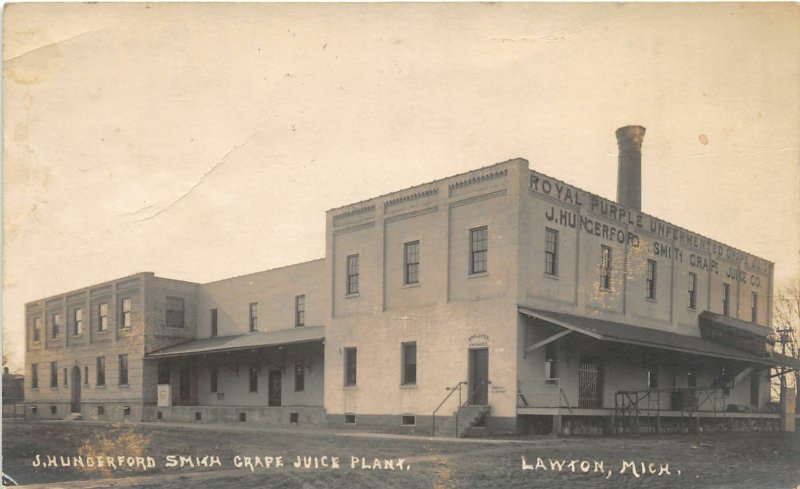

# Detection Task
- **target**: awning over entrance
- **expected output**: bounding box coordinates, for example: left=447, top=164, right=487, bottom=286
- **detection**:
left=146, top=325, right=325, bottom=359
left=519, top=307, right=800, bottom=369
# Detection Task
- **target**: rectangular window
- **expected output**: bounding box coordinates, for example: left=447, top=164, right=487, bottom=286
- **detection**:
left=210, top=366, right=218, bottom=393
left=751, top=292, right=758, bottom=323
left=401, top=342, right=417, bottom=385
left=97, top=303, right=108, bottom=331
left=157, top=362, right=170, bottom=384
left=545, top=343, right=558, bottom=379
left=294, top=361, right=305, bottom=392
left=344, top=347, right=357, bottom=387
left=84, top=366, right=89, bottom=386
left=50, top=362, right=57, bottom=388
left=295, top=295, right=305, bottom=327
left=51, top=313, right=61, bottom=339
left=404, top=241, right=420, bottom=284
left=544, top=228, right=558, bottom=276
left=249, top=302, right=258, bottom=332
left=166, top=297, right=185, bottom=328
left=32, top=317, right=41, bottom=343
left=63, top=368, right=68, bottom=386
left=96, top=357, right=106, bottom=386
left=646, top=260, right=657, bottom=300
left=469, top=226, right=488, bottom=275
left=722, top=283, right=730, bottom=316
left=118, top=355, right=128, bottom=385
left=120, top=298, right=132, bottom=328
left=346, top=254, right=360, bottom=295
left=249, top=365, right=258, bottom=392
left=74, top=308, right=84, bottom=335
left=750, top=373, right=760, bottom=407
left=600, top=245, right=612, bottom=290
left=688, top=272, right=697, bottom=310
left=31, top=364, right=39, bottom=389
left=210, top=309, right=218, bottom=337
left=647, top=366, right=659, bottom=389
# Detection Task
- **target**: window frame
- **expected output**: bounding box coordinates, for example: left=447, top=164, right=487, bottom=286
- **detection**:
left=343, top=347, right=357, bottom=387
left=751, top=291, right=758, bottom=323
left=118, top=354, right=129, bottom=386
left=210, top=366, right=218, bottom=393
left=646, top=259, right=657, bottom=300
left=295, top=295, right=305, bottom=327
left=346, top=254, right=360, bottom=295
left=51, top=313, right=61, bottom=339
left=248, top=364, right=258, bottom=393
left=401, top=342, right=417, bottom=386
left=249, top=302, right=258, bottom=332
left=96, top=357, right=106, bottom=387
left=600, top=245, right=612, bottom=290
left=165, top=296, right=185, bottom=329
left=722, top=282, right=731, bottom=316
left=32, top=317, right=41, bottom=343
left=31, top=364, right=39, bottom=389
left=210, top=308, right=218, bottom=337
left=469, top=226, right=488, bottom=275
left=97, top=302, right=109, bottom=332
left=404, top=241, right=420, bottom=285
left=688, top=272, right=697, bottom=310
left=544, top=228, right=559, bottom=277
left=120, top=297, right=132, bottom=329
left=294, top=361, right=305, bottom=392
left=50, top=361, right=58, bottom=388
left=73, top=308, right=84, bottom=336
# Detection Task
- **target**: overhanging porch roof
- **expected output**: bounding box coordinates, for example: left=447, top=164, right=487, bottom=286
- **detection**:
left=146, top=325, right=324, bottom=359
left=519, top=307, right=800, bottom=369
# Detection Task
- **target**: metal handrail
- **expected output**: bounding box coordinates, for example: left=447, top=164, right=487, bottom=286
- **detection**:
left=432, top=381, right=466, bottom=436
left=461, top=380, right=491, bottom=408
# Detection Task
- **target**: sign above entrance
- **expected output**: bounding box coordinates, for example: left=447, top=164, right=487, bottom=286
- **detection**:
left=468, top=334, right=489, bottom=349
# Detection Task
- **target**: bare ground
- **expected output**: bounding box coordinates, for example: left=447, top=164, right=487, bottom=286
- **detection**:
left=2, top=420, right=799, bottom=488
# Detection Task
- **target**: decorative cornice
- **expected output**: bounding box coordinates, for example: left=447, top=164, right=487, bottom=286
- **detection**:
left=384, top=188, right=439, bottom=210
left=448, top=169, right=508, bottom=196
left=333, top=205, right=376, bottom=227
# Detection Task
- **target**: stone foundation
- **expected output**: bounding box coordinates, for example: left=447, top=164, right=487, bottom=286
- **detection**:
left=143, top=405, right=325, bottom=425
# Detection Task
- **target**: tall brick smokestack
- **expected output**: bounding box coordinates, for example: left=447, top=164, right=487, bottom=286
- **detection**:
left=615, top=125, right=646, bottom=211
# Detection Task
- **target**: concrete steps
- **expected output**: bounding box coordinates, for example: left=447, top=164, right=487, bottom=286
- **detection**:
left=437, top=405, right=490, bottom=438
left=63, top=412, right=83, bottom=421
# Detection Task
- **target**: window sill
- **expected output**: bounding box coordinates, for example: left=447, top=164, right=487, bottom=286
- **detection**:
left=97, top=329, right=109, bottom=334
left=118, top=384, right=130, bottom=389
left=400, top=384, right=418, bottom=389
left=50, top=387, right=59, bottom=391
left=645, top=298, right=657, bottom=303
left=96, top=385, right=106, bottom=389
left=294, top=324, right=305, bottom=328
left=119, top=327, right=132, bottom=332
left=165, top=326, right=187, bottom=330
left=402, top=282, right=421, bottom=289
left=467, top=272, right=488, bottom=279
left=543, top=273, right=559, bottom=281
left=31, top=388, right=38, bottom=391
left=598, top=286, right=612, bottom=293
left=343, top=385, right=357, bottom=390
left=687, top=307, right=696, bottom=312
left=345, top=293, right=360, bottom=299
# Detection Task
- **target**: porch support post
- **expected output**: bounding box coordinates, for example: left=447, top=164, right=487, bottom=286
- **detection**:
left=552, top=415, right=562, bottom=436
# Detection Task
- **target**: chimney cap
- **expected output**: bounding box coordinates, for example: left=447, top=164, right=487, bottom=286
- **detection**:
left=616, top=125, right=646, bottom=147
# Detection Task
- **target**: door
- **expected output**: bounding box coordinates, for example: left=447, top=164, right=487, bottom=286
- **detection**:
left=468, top=348, right=489, bottom=405
left=578, top=357, right=603, bottom=408
left=70, top=366, right=81, bottom=413
left=179, top=366, right=191, bottom=403
left=268, top=370, right=282, bottom=407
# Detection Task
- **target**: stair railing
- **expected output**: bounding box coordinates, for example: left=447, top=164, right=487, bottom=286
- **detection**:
left=461, top=380, right=491, bottom=408
left=432, top=381, right=466, bottom=436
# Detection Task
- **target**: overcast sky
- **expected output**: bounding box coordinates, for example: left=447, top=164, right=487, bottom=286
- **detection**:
left=4, top=3, right=799, bottom=371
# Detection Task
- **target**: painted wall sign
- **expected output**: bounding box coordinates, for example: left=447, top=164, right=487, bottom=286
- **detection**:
left=468, top=334, right=489, bottom=348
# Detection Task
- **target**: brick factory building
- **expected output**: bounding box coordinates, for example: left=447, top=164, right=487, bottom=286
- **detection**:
left=24, top=127, right=799, bottom=435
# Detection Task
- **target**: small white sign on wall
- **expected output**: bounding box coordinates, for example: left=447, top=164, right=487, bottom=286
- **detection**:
left=157, top=384, right=172, bottom=407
